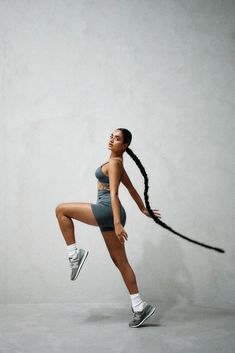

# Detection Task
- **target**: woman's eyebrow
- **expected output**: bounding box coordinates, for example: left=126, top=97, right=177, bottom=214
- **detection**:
left=110, top=134, right=120, bottom=138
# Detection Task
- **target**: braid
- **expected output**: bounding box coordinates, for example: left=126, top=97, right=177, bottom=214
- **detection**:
left=125, top=147, right=225, bottom=254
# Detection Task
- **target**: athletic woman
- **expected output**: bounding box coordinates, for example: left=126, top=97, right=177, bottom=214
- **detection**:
left=55, top=127, right=225, bottom=328
left=55, top=128, right=160, bottom=328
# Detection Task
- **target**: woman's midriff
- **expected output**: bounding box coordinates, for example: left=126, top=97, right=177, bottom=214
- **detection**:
left=97, top=181, right=110, bottom=191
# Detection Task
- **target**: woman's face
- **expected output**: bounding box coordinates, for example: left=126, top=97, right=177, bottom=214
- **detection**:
left=108, top=130, right=127, bottom=152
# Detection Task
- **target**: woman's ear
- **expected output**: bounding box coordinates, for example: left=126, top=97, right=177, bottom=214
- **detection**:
left=123, top=143, right=128, bottom=150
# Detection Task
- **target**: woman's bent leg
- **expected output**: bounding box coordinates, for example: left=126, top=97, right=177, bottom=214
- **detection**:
left=55, top=202, right=99, bottom=245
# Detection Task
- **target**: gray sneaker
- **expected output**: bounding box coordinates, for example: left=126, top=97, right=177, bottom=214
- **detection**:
left=68, top=249, right=89, bottom=281
left=129, top=302, right=156, bottom=328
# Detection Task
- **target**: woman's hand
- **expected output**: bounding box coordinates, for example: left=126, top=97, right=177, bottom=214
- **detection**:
left=142, top=207, right=161, bottom=219
left=114, top=223, right=128, bottom=244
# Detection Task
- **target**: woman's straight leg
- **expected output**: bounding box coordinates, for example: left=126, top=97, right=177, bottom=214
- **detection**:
left=101, top=229, right=139, bottom=294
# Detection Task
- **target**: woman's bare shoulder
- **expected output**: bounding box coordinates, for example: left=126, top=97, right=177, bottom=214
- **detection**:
left=108, top=158, right=124, bottom=178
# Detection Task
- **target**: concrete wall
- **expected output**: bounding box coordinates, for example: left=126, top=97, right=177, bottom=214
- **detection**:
left=0, top=0, right=234, bottom=307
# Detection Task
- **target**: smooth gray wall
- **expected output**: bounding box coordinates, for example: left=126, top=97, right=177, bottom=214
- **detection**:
left=1, top=0, right=234, bottom=307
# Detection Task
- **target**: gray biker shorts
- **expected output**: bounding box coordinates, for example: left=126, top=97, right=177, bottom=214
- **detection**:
left=91, top=190, right=126, bottom=232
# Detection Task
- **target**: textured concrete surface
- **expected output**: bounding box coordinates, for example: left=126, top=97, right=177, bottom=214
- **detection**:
left=0, top=0, right=234, bottom=308
left=0, top=302, right=234, bottom=353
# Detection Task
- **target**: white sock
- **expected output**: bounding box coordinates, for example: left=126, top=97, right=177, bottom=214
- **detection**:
left=67, top=243, right=79, bottom=259
left=130, top=293, right=145, bottom=312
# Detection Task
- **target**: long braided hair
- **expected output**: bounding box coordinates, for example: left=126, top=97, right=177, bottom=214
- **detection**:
left=117, top=128, right=225, bottom=254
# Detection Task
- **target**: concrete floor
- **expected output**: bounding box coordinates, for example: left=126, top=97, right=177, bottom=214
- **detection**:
left=0, top=302, right=234, bottom=353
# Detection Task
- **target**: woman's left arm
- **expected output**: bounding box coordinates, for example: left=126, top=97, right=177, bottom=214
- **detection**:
left=109, top=159, right=122, bottom=223
left=109, top=159, right=128, bottom=243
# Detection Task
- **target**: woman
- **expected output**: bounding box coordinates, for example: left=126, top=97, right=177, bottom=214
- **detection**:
left=55, top=127, right=225, bottom=328
left=55, top=128, right=161, bottom=328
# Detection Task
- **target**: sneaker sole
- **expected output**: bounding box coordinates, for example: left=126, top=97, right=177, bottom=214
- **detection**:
left=130, top=306, right=156, bottom=328
left=72, top=250, right=89, bottom=281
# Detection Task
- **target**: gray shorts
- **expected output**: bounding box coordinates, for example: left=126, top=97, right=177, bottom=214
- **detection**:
left=91, top=190, right=126, bottom=232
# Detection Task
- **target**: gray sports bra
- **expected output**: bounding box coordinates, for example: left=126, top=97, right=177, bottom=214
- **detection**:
left=95, top=160, right=123, bottom=184
left=95, top=162, right=109, bottom=184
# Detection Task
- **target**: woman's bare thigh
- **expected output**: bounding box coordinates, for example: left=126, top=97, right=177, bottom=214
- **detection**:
left=101, top=230, right=129, bottom=265
left=56, top=202, right=99, bottom=227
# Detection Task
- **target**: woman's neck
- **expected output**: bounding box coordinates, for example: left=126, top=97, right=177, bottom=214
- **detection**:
left=109, top=152, right=123, bottom=162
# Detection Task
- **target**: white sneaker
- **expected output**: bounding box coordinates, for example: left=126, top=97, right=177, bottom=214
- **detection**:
left=68, top=249, right=89, bottom=280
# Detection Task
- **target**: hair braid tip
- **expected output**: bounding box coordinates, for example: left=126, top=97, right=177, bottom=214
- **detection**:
left=126, top=147, right=225, bottom=254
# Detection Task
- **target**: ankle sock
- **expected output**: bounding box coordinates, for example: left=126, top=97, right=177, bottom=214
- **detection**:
left=67, top=243, right=79, bottom=259
left=130, top=292, right=145, bottom=312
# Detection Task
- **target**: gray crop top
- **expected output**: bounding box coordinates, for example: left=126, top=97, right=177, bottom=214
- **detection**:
left=95, top=160, right=124, bottom=184
left=95, top=163, right=109, bottom=184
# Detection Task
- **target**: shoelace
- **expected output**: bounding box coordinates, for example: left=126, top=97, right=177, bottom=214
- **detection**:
left=69, top=256, right=79, bottom=269
left=132, top=311, right=143, bottom=321
left=131, top=302, right=148, bottom=319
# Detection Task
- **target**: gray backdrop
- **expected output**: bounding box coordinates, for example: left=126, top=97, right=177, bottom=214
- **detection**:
left=1, top=0, right=234, bottom=308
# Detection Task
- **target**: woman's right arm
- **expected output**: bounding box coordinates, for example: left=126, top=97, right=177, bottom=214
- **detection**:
left=121, top=169, right=145, bottom=212
left=129, top=187, right=146, bottom=212
left=121, top=168, right=161, bottom=219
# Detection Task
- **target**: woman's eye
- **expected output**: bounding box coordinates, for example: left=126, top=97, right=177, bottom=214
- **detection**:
left=109, top=135, right=119, bottom=141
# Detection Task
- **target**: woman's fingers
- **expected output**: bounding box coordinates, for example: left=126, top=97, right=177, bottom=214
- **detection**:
left=121, top=232, right=128, bottom=241
left=152, top=209, right=161, bottom=218
left=116, top=233, right=127, bottom=244
left=118, top=231, right=128, bottom=243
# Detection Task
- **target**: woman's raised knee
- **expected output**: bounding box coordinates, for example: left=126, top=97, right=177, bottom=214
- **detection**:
left=55, top=203, right=65, bottom=217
